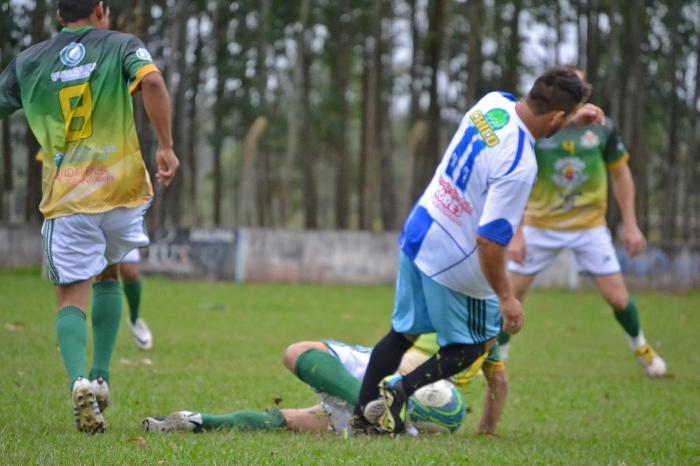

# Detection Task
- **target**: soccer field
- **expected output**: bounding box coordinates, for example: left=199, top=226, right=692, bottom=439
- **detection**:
left=0, top=269, right=698, bottom=465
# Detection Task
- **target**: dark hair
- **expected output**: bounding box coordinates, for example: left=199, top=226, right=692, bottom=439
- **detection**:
left=526, top=66, right=591, bottom=116
left=58, top=0, right=107, bottom=23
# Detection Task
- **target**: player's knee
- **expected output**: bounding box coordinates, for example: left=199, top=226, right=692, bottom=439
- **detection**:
left=282, top=342, right=310, bottom=374
left=119, top=263, right=139, bottom=282
left=606, top=292, right=629, bottom=311
left=282, top=341, right=327, bottom=374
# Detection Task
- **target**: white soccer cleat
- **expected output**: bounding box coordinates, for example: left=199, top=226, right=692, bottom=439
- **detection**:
left=363, top=399, right=386, bottom=425
left=128, top=317, right=153, bottom=350
left=634, top=344, right=667, bottom=378
left=142, top=411, right=203, bottom=433
left=72, top=377, right=105, bottom=434
left=91, top=377, right=110, bottom=412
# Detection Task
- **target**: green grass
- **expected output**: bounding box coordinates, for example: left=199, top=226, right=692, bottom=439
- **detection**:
left=0, top=270, right=699, bottom=465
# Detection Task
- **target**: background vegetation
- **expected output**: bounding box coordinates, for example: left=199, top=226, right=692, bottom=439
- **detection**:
left=1, top=0, right=698, bottom=244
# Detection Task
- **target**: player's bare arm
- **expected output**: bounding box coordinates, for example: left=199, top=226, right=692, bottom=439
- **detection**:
left=610, top=162, right=646, bottom=256
left=507, top=225, right=527, bottom=265
left=141, top=72, right=179, bottom=186
left=477, top=236, right=524, bottom=335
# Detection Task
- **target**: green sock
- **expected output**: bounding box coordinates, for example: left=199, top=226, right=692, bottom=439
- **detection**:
left=201, top=409, right=286, bottom=432
left=613, top=298, right=641, bottom=338
left=122, top=279, right=143, bottom=324
left=497, top=331, right=511, bottom=346
left=294, top=349, right=361, bottom=406
left=89, top=281, right=122, bottom=382
left=56, top=306, right=87, bottom=388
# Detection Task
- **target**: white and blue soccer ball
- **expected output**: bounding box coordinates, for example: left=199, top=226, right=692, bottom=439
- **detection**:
left=408, top=379, right=466, bottom=434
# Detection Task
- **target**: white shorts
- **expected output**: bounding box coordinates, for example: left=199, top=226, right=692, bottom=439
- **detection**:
left=508, top=225, right=621, bottom=276
left=323, top=340, right=372, bottom=382
left=121, top=248, right=141, bottom=264
left=42, top=203, right=150, bottom=286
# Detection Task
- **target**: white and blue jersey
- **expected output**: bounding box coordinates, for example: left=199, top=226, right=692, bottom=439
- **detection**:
left=400, top=92, right=537, bottom=299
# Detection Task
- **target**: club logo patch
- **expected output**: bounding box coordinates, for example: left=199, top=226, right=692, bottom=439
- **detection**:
left=59, top=43, right=86, bottom=67
left=551, top=157, right=589, bottom=191
left=135, top=48, right=153, bottom=61
left=580, top=129, right=599, bottom=149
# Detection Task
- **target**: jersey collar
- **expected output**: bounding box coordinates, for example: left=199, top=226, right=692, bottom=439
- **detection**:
left=61, top=25, right=94, bottom=34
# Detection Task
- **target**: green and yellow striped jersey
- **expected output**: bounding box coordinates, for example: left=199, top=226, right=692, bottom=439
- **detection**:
left=0, top=25, right=158, bottom=219
left=524, top=119, right=628, bottom=231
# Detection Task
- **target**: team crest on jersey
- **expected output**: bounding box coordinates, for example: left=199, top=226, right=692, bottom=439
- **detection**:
left=135, top=48, right=153, bottom=61
left=469, top=108, right=509, bottom=147
left=551, top=157, right=589, bottom=191
left=580, top=130, right=599, bottom=149
left=59, top=43, right=86, bottom=67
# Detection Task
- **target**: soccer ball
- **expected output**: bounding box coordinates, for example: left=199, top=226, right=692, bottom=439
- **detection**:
left=408, top=379, right=466, bottom=434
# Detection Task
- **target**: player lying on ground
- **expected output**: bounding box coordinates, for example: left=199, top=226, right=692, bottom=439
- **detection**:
left=0, top=0, right=179, bottom=434
left=503, top=65, right=666, bottom=377
left=142, top=334, right=507, bottom=435
left=353, top=67, right=598, bottom=435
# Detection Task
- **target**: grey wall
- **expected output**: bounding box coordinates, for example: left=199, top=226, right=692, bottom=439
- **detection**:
left=2, top=225, right=698, bottom=291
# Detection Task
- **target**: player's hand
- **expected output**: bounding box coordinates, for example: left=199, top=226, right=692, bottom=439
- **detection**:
left=155, top=146, right=180, bottom=186
left=500, top=296, right=524, bottom=335
left=571, top=103, right=605, bottom=127
left=507, top=231, right=527, bottom=264
left=621, top=223, right=647, bottom=256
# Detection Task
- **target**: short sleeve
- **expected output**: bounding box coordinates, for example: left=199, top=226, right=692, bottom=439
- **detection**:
left=122, top=35, right=159, bottom=95
left=477, top=130, right=537, bottom=246
left=0, top=59, right=22, bottom=118
left=603, top=119, right=629, bottom=171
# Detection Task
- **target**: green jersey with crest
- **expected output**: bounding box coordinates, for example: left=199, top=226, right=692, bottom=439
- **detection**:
left=524, top=119, right=629, bottom=231
left=0, top=25, right=159, bottom=219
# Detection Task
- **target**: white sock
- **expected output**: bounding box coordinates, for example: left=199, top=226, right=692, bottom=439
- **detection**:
left=627, top=330, right=647, bottom=351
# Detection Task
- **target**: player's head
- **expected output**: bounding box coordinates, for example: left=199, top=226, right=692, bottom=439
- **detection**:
left=57, top=0, right=110, bottom=29
left=525, top=66, right=591, bottom=137
left=563, top=64, right=587, bottom=85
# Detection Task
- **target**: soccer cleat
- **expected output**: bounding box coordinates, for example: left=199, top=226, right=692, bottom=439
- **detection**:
left=378, top=375, right=408, bottom=434
left=634, top=344, right=667, bottom=378
left=91, top=377, right=110, bottom=412
left=347, top=414, right=385, bottom=437
left=128, top=317, right=153, bottom=351
left=142, top=411, right=203, bottom=433
left=72, top=377, right=106, bottom=434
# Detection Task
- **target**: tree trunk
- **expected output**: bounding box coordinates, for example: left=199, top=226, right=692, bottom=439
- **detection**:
left=254, top=0, right=272, bottom=227
left=1, top=118, right=13, bottom=222
left=297, top=0, right=318, bottom=229
left=585, top=0, right=600, bottom=97
left=501, top=0, right=522, bottom=93
left=662, top=4, right=681, bottom=242
left=24, top=0, right=47, bottom=224
left=466, top=0, right=483, bottom=106
left=621, top=0, right=647, bottom=233
left=358, top=42, right=370, bottom=230
left=212, top=0, right=229, bottom=226
left=159, top=0, right=188, bottom=228
left=377, top=2, right=396, bottom=231
left=186, top=15, right=203, bottom=226
left=330, top=0, right=351, bottom=230
left=416, top=0, right=445, bottom=201
left=685, top=16, right=700, bottom=242
left=239, top=117, right=268, bottom=226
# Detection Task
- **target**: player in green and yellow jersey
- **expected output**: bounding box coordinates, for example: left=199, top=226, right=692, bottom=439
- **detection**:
left=505, top=65, right=666, bottom=377
left=0, top=0, right=179, bottom=433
